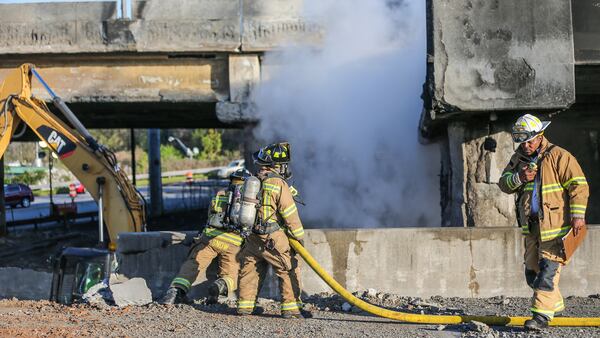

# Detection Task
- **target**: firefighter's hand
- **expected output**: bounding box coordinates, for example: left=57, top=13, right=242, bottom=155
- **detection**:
left=518, top=166, right=537, bottom=182
left=572, top=218, right=585, bottom=236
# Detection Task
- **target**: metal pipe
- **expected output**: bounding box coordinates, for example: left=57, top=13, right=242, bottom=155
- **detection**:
left=130, top=128, right=136, bottom=186
left=31, top=68, right=99, bottom=151
left=97, top=177, right=106, bottom=245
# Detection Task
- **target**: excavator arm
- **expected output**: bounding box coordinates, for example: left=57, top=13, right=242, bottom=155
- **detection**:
left=0, top=64, right=146, bottom=247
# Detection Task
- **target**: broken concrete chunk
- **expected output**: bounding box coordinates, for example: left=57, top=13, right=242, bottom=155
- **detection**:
left=365, top=288, right=377, bottom=298
left=111, top=278, right=153, bottom=307
left=341, top=302, right=352, bottom=312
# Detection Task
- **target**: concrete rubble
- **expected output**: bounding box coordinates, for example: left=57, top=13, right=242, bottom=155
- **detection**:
left=81, top=275, right=153, bottom=308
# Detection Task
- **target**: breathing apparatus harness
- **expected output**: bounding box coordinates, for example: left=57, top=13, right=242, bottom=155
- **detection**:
left=513, top=142, right=555, bottom=228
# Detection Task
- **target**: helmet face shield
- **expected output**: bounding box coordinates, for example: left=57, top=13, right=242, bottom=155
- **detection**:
left=512, top=131, right=533, bottom=143
left=252, top=147, right=272, bottom=165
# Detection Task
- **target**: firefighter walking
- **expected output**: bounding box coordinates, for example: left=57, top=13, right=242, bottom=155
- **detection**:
left=159, top=169, right=251, bottom=304
left=499, top=114, right=589, bottom=330
left=236, top=142, right=309, bottom=319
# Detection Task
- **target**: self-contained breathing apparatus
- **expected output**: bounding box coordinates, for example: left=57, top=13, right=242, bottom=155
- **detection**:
left=221, top=169, right=304, bottom=238
left=228, top=141, right=304, bottom=236
left=206, top=169, right=257, bottom=237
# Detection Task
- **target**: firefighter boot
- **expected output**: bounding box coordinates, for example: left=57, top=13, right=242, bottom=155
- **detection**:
left=158, top=287, right=186, bottom=305
left=524, top=313, right=549, bottom=331
left=207, top=279, right=228, bottom=304
left=281, top=311, right=302, bottom=319
left=281, top=308, right=313, bottom=319
left=300, top=308, right=313, bottom=319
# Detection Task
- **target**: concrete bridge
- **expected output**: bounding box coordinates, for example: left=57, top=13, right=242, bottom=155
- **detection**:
left=0, top=0, right=321, bottom=128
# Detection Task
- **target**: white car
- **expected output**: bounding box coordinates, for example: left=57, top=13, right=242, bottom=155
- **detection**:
left=217, top=159, right=245, bottom=178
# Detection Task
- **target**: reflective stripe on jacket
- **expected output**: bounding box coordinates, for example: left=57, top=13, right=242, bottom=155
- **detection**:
left=257, top=169, right=305, bottom=240
left=202, top=189, right=243, bottom=246
left=498, top=137, right=589, bottom=241
left=202, top=226, right=243, bottom=246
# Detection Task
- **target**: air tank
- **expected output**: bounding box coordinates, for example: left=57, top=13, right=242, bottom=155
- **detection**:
left=239, top=176, right=261, bottom=229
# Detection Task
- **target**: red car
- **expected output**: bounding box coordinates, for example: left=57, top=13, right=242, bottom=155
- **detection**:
left=74, top=182, right=85, bottom=194
left=4, top=183, right=34, bottom=208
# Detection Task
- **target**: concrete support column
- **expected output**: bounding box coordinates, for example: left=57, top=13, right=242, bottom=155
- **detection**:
left=243, top=126, right=261, bottom=174
left=216, top=54, right=261, bottom=125
left=147, top=129, right=162, bottom=217
left=442, top=120, right=517, bottom=227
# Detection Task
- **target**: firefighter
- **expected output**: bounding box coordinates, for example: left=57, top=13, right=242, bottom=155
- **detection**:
left=499, top=114, right=589, bottom=330
left=236, top=142, right=310, bottom=319
left=159, top=168, right=251, bottom=305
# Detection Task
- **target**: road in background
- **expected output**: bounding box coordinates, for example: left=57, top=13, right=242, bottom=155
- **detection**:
left=5, top=180, right=228, bottom=223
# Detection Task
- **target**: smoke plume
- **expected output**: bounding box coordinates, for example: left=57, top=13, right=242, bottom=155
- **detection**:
left=253, top=0, right=440, bottom=227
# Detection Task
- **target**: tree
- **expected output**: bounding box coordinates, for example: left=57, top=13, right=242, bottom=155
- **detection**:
left=90, top=129, right=130, bottom=151
left=198, top=129, right=222, bottom=160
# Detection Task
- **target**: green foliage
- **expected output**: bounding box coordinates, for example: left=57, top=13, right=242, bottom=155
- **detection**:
left=160, top=144, right=184, bottom=161
left=159, top=144, right=193, bottom=171
left=56, top=186, right=70, bottom=194
left=191, top=129, right=207, bottom=147
left=5, top=169, right=46, bottom=185
left=135, top=148, right=148, bottom=174
left=3, top=143, right=37, bottom=165
left=198, top=129, right=223, bottom=160
left=90, top=129, right=131, bottom=152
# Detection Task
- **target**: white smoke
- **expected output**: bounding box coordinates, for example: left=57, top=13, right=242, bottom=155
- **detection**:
left=253, top=0, right=440, bottom=227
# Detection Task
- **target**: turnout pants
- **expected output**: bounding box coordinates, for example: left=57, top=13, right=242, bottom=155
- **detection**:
left=171, top=236, right=241, bottom=296
left=237, top=230, right=303, bottom=314
left=524, top=220, right=566, bottom=319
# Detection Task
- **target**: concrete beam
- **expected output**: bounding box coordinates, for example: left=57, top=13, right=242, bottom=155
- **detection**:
left=427, top=0, right=575, bottom=116
left=0, top=57, right=228, bottom=103
left=241, top=0, right=323, bottom=52
left=0, top=0, right=321, bottom=55
left=573, top=0, right=600, bottom=64
left=0, top=56, right=234, bottom=129
left=116, top=227, right=600, bottom=299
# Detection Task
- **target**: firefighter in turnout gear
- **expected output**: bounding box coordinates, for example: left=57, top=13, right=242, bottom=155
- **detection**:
left=159, top=169, right=252, bottom=305
left=499, top=114, right=589, bottom=331
left=236, top=142, right=310, bottom=319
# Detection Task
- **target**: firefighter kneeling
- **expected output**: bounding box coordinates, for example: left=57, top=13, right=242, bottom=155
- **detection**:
left=237, top=142, right=311, bottom=319
left=159, top=169, right=251, bottom=305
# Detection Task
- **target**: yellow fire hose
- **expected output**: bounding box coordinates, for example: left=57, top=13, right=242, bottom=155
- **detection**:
left=288, top=238, right=600, bottom=327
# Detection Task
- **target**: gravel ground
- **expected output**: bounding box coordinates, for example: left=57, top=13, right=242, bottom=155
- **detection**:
left=1, top=292, right=600, bottom=337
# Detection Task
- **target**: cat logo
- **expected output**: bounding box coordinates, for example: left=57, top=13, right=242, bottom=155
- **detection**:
left=36, top=126, right=77, bottom=159
left=48, top=131, right=66, bottom=153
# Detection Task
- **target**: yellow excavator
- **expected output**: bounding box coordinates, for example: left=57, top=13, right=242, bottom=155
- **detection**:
left=0, top=64, right=146, bottom=303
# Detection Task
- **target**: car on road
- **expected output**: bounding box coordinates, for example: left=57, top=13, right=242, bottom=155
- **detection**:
left=4, top=183, right=34, bottom=208
left=217, top=159, right=245, bottom=179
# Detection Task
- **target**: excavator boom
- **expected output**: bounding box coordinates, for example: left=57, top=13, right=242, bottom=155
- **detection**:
left=0, top=64, right=146, bottom=247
